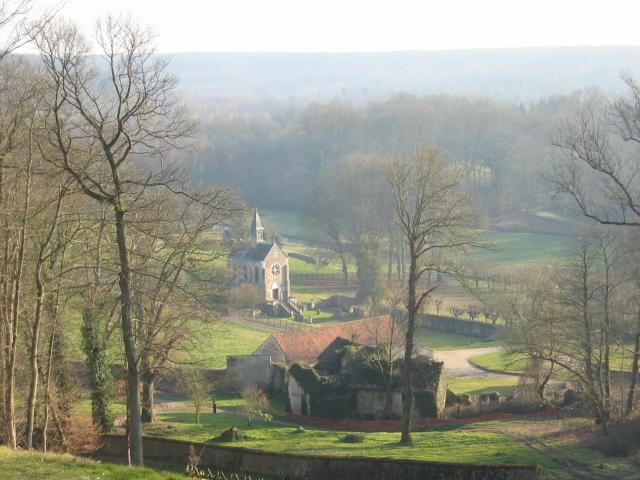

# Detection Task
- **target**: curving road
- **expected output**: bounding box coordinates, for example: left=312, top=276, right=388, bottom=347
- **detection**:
left=434, top=346, right=517, bottom=380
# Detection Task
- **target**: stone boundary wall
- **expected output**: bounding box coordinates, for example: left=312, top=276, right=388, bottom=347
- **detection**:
left=99, top=434, right=539, bottom=480
left=418, top=314, right=503, bottom=339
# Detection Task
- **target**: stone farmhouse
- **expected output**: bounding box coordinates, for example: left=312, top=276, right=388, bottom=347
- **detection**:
left=222, top=315, right=445, bottom=419
left=252, top=315, right=399, bottom=364
left=223, top=315, right=398, bottom=390
left=228, top=208, right=291, bottom=306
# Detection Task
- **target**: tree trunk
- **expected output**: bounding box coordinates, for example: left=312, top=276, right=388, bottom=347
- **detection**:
left=625, top=309, right=640, bottom=417
left=384, top=379, right=393, bottom=419
left=141, top=371, right=156, bottom=423
left=400, top=250, right=417, bottom=444
left=114, top=202, right=143, bottom=466
left=387, top=230, right=393, bottom=283
left=5, top=150, right=32, bottom=448
left=25, top=265, right=44, bottom=450
left=42, top=319, right=56, bottom=452
left=340, top=254, right=349, bottom=285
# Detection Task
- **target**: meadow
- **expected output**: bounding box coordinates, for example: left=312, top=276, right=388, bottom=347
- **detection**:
left=144, top=411, right=550, bottom=467
left=470, top=348, right=636, bottom=376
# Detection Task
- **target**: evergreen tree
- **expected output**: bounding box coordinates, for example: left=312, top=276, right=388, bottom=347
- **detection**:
left=80, top=309, right=113, bottom=432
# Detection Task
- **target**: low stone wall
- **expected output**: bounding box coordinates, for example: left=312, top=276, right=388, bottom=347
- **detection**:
left=419, top=314, right=503, bottom=339
left=99, top=434, right=539, bottom=480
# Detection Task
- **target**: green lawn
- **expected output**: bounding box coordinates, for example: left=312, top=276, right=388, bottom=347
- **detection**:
left=470, top=348, right=635, bottom=375
left=415, top=328, right=503, bottom=351
left=471, top=230, right=570, bottom=270
left=73, top=399, right=127, bottom=418
left=469, top=351, right=528, bottom=375
left=291, top=284, right=356, bottom=302
left=145, top=412, right=549, bottom=467
left=448, top=376, right=519, bottom=396
left=185, top=321, right=271, bottom=369
left=0, top=447, right=186, bottom=480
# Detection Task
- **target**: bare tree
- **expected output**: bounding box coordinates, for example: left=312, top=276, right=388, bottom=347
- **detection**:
left=384, top=146, right=477, bottom=444
left=362, top=288, right=405, bottom=418
left=182, top=368, right=209, bottom=425
left=551, top=75, right=640, bottom=229
left=132, top=188, right=237, bottom=423
left=36, top=16, right=195, bottom=465
left=0, top=0, right=56, bottom=61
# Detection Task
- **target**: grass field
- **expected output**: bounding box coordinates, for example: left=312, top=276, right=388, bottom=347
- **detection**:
left=262, top=209, right=572, bottom=270
left=470, top=230, right=570, bottom=270
left=186, top=321, right=271, bottom=369
left=469, top=351, right=529, bottom=375
left=415, top=328, right=502, bottom=351
left=0, top=447, right=186, bottom=480
left=448, top=376, right=519, bottom=396
left=145, top=412, right=550, bottom=467
left=470, top=348, right=636, bottom=375
left=72, top=399, right=128, bottom=418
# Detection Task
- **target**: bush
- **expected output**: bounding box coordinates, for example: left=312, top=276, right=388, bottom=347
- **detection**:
left=341, top=433, right=365, bottom=443
left=216, top=427, right=247, bottom=442
left=414, top=390, right=439, bottom=418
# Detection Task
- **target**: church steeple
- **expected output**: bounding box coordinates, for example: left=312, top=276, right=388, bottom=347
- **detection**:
left=251, top=208, right=265, bottom=244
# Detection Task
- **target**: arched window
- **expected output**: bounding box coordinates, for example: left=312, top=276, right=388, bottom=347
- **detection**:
left=243, top=265, right=248, bottom=280
left=255, top=266, right=259, bottom=283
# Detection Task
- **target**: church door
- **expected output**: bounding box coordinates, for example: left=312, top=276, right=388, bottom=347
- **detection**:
left=272, top=283, right=279, bottom=300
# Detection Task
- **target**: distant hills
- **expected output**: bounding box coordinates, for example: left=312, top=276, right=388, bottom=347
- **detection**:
left=168, top=47, right=640, bottom=104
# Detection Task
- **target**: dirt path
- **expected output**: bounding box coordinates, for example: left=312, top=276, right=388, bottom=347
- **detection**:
left=434, top=346, right=517, bottom=380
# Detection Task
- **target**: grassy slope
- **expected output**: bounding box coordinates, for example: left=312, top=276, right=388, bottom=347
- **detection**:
left=470, top=348, right=635, bottom=375
left=470, top=230, right=570, bottom=270
left=145, top=412, right=550, bottom=467
left=263, top=209, right=572, bottom=270
left=415, top=327, right=502, bottom=351
left=0, top=447, right=185, bottom=480
left=448, top=376, right=519, bottom=396
left=469, top=351, right=529, bottom=375
left=186, top=321, right=271, bottom=369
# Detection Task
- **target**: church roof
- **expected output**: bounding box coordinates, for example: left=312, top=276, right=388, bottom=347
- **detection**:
left=263, top=315, right=397, bottom=364
left=229, top=242, right=275, bottom=262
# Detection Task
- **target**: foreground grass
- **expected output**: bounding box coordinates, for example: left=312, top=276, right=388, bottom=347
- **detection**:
left=145, top=412, right=549, bottom=467
left=0, top=447, right=185, bottom=480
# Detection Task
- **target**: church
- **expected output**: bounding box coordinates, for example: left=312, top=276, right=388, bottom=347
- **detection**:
left=228, top=209, right=290, bottom=303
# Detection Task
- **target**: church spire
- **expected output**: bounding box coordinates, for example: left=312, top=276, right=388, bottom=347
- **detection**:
left=251, top=207, right=264, bottom=244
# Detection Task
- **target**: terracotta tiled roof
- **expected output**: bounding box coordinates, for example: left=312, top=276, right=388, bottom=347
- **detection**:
left=271, top=315, right=398, bottom=364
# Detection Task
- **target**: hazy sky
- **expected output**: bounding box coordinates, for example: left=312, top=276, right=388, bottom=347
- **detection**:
left=40, top=0, right=640, bottom=53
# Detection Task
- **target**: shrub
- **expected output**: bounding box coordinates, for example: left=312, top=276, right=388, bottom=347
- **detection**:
left=341, top=433, right=365, bottom=443
left=216, top=426, right=247, bottom=442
